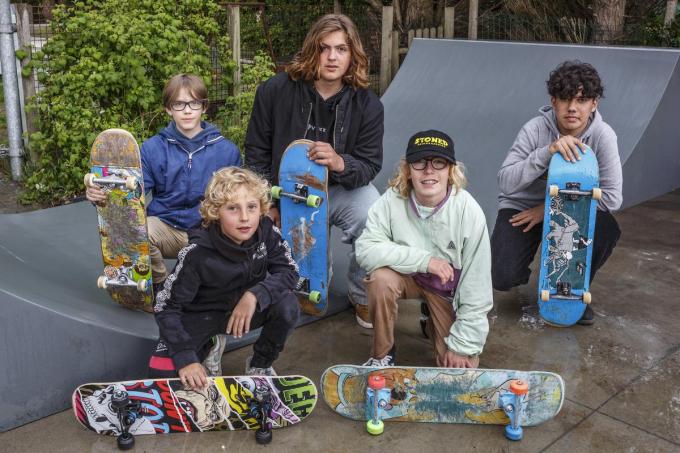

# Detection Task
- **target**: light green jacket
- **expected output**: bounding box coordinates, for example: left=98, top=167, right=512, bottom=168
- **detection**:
left=356, top=187, right=493, bottom=356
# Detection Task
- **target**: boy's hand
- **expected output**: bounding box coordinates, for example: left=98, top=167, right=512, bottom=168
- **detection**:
left=308, top=141, right=345, bottom=173
left=549, top=135, right=585, bottom=163
left=85, top=184, right=107, bottom=204
left=267, top=206, right=281, bottom=228
left=509, top=204, right=544, bottom=232
left=427, top=257, right=455, bottom=285
left=227, top=291, right=257, bottom=338
left=179, top=363, right=208, bottom=390
left=437, top=350, right=479, bottom=368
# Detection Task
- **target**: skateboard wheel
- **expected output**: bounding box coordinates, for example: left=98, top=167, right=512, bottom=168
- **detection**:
left=84, top=173, right=96, bottom=188
left=368, top=374, right=386, bottom=390
left=116, top=432, right=135, bottom=450
left=592, top=187, right=602, bottom=200
left=306, top=194, right=322, bottom=208
left=309, top=290, right=321, bottom=304
left=549, top=185, right=559, bottom=197
left=124, top=176, right=136, bottom=191
left=583, top=292, right=592, bottom=304
left=366, top=419, right=384, bottom=435
left=255, top=429, right=273, bottom=444
left=540, top=290, right=549, bottom=302
left=136, top=279, right=148, bottom=292
left=271, top=186, right=282, bottom=200
left=509, top=379, right=528, bottom=396
left=97, top=276, right=108, bottom=289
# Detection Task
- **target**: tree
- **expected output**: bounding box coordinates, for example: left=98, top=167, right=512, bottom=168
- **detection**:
left=665, top=0, right=678, bottom=25
left=593, top=0, right=627, bottom=43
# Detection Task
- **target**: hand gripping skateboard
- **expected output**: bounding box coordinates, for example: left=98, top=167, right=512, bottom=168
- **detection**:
left=72, top=375, right=317, bottom=449
left=321, top=365, right=564, bottom=441
left=538, top=145, right=600, bottom=326
left=84, top=129, right=153, bottom=311
left=271, top=139, right=330, bottom=316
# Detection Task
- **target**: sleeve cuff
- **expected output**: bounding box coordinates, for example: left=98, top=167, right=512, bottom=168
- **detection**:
left=172, top=349, right=200, bottom=371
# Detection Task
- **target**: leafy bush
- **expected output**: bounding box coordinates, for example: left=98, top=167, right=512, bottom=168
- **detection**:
left=642, top=15, right=680, bottom=47
left=23, top=0, right=228, bottom=204
left=216, top=51, right=275, bottom=154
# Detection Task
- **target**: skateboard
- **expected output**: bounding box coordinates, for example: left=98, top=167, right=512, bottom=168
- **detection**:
left=72, top=375, right=317, bottom=448
left=84, top=129, right=153, bottom=311
left=538, top=146, right=600, bottom=326
left=271, top=139, right=330, bottom=316
left=321, top=365, right=564, bottom=440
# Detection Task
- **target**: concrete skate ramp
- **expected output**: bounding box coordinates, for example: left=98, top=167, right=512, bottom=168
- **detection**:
left=377, top=39, right=680, bottom=227
left=0, top=201, right=349, bottom=431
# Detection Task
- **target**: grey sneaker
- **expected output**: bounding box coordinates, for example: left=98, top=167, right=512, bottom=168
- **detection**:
left=202, top=334, right=227, bottom=376
left=245, top=355, right=277, bottom=376
left=362, top=345, right=396, bottom=367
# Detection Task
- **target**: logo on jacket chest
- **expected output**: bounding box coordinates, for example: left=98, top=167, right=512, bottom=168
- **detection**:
left=252, top=243, right=267, bottom=261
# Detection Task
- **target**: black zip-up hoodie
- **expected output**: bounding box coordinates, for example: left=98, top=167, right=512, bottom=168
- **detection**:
left=154, top=216, right=299, bottom=369
left=244, top=72, right=384, bottom=190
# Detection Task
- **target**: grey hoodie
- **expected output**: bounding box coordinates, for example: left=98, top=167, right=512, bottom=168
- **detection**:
left=497, top=106, right=622, bottom=212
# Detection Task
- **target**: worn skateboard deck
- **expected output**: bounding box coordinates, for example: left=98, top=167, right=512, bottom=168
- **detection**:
left=72, top=375, right=317, bottom=435
left=538, top=146, right=599, bottom=326
left=321, top=365, right=564, bottom=426
left=85, top=129, right=152, bottom=311
left=273, top=139, right=330, bottom=316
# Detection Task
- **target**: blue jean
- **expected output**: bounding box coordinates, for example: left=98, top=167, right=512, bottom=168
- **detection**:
left=328, top=183, right=380, bottom=306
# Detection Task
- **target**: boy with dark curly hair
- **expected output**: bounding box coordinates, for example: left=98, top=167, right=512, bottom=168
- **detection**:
left=490, top=60, right=622, bottom=326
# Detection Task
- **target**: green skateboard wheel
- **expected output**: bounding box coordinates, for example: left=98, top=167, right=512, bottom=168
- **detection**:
left=306, top=194, right=322, bottom=208
left=271, top=186, right=282, bottom=199
left=309, top=291, right=321, bottom=304
left=366, top=419, right=384, bottom=435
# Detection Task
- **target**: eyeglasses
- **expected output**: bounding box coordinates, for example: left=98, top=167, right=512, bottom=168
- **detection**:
left=409, top=158, right=449, bottom=171
left=169, top=100, right=207, bottom=111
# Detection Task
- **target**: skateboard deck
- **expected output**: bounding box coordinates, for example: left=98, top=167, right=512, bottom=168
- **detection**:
left=85, top=129, right=153, bottom=311
left=72, top=376, right=317, bottom=440
left=273, top=139, right=330, bottom=316
left=321, top=365, right=564, bottom=427
left=538, top=146, right=599, bottom=326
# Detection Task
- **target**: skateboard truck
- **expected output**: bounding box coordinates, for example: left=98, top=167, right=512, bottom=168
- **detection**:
left=98, top=265, right=148, bottom=292
left=111, top=389, right=141, bottom=450
left=294, top=278, right=322, bottom=304
left=271, top=183, right=323, bottom=208
left=365, top=374, right=390, bottom=435
left=84, top=172, right=138, bottom=191
left=499, top=380, right=528, bottom=441
left=251, top=386, right=274, bottom=444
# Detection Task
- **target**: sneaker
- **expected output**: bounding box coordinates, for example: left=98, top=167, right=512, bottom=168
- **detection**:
left=349, top=296, right=373, bottom=329
left=362, top=345, right=396, bottom=367
left=245, top=356, right=277, bottom=376
left=202, top=334, right=228, bottom=376
left=577, top=304, right=595, bottom=326
left=419, top=302, right=430, bottom=338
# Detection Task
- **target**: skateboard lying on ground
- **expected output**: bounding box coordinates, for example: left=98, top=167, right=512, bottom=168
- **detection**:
left=538, top=145, right=600, bottom=326
left=84, top=129, right=153, bottom=311
left=321, top=365, right=564, bottom=440
left=73, top=375, right=317, bottom=448
left=272, top=139, right=330, bottom=316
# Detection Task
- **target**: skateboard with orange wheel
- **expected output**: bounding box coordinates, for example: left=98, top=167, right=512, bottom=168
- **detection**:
left=321, top=365, right=564, bottom=440
left=84, top=129, right=153, bottom=311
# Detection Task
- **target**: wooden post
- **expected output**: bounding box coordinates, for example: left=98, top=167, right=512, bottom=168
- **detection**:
left=391, top=30, right=399, bottom=78
left=334, top=0, right=341, bottom=14
left=444, top=6, right=454, bottom=38
left=380, top=5, right=394, bottom=95
left=432, top=26, right=439, bottom=38
left=228, top=5, right=241, bottom=95
left=468, top=0, right=478, bottom=40
left=416, top=28, right=423, bottom=38
left=408, top=29, right=414, bottom=47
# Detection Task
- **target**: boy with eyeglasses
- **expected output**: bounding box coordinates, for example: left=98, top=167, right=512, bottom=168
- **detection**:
left=86, top=74, right=242, bottom=295
left=355, top=130, right=493, bottom=368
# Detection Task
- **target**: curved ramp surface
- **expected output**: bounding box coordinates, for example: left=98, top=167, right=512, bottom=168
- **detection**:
left=377, top=39, right=680, bottom=227
left=0, top=201, right=348, bottom=431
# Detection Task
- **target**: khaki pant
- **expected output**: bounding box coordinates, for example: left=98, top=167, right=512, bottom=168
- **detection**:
left=365, top=267, right=479, bottom=367
left=147, top=216, right=188, bottom=283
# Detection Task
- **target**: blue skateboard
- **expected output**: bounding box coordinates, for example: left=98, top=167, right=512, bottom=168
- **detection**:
left=272, top=140, right=330, bottom=316
left=538, top=145, right=600, bottom=326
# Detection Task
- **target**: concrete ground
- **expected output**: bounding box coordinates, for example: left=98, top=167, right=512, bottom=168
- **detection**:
left=2, top=190, right=679, bottom=452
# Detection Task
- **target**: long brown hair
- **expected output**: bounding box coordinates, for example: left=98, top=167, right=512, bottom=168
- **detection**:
left=286, top=14, right=369, bottom=89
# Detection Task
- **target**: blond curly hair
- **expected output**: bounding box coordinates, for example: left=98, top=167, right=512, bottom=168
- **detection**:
left=199, top=167, right=272, bottom=227
left=388, top=159, right=468, bottom=198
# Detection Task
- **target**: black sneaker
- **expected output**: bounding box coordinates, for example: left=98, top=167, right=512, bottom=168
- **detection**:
left=420, top=302, right=430, bottom=338
left=362, top=344, right=396, bottom=367
left=577, top=305, right=594, bottom=326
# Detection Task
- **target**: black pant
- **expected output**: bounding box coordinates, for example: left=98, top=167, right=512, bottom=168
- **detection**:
left=491, top=208, right=621, bottom=292
left=148, top=293, right=300, bottom=378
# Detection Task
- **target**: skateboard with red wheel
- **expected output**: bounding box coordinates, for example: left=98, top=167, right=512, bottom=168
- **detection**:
left=84, top=129, right=152, bottom=311
left=321, top=365, right=564, bottom=440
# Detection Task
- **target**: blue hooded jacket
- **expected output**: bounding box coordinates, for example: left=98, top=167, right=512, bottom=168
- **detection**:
left=141, top=121, right=242, bottom=230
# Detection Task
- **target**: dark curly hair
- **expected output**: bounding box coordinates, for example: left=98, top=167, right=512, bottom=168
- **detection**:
left=547, top=60, right=604, bottom=100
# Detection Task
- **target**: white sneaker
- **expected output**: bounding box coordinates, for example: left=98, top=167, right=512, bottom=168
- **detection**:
left=245, top=356, right=277, bottom=376
left=202, top=334, right=227, bottom=376
left=362, top=346, right=396, bottom=367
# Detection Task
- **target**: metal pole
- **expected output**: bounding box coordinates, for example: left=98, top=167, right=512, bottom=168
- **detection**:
left=0, top=0, right=23, bottom=180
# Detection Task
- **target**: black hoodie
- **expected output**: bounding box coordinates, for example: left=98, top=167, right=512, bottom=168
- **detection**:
left=154, top=216, right=299, bottom=368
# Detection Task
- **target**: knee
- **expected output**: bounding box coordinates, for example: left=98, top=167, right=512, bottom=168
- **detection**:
left=270, top=293, right=300, bottom=327
left=491, top=266, right=523, bottom=292
left=365, top=267, right=402, bottom=296
left=146, top=216, right=162, bottom=245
